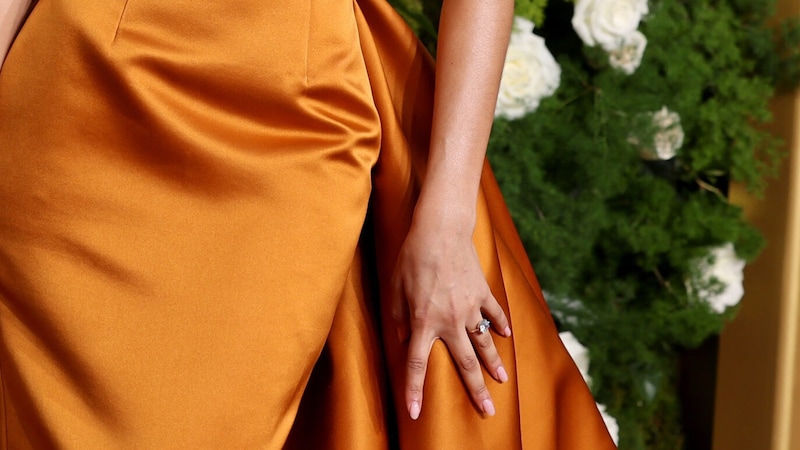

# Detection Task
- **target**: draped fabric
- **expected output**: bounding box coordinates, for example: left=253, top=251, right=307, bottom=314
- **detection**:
left=0, top=0, right=615, bottom=448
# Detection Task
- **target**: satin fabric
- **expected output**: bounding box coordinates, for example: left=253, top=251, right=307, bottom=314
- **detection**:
left=0, top=0, right=616, bottom=448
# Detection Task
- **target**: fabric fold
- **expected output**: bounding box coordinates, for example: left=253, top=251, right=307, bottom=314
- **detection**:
left=293, top=0, right=618, bottom=448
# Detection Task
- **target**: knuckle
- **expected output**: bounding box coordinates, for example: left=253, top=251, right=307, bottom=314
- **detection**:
left=410, top=312, right=426, bottom=324
left=410, top=306, right=430, bottom=323
left=445, top=310, right=460, bottom=326
left=407, top=357, right=427, bottom=374
left=410, top=316, right=432, bottom=332
left=476, top=335, right=493, bottom=350
left=491, top=317, right=507, bottom=330
left=473, top=384, right=489, bottom=398
left=460, top=355, right=479, bottom=372
left=490, top=301, right=504, bottom=313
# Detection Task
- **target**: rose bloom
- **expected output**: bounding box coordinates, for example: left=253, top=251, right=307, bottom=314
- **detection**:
left=572, top=0, right=649, bottom=49
left=687, top=242, right=746, bottom=313
left=631, top=106, right=684, bottom=160
left=494, top=16, right=561, bottom=120
left=651, top=127, right=684, bottom=160
left=607, top=30, right=647, bottom=74
left=558, top=331, right=592, bottom=385
left=651, top=105, right=679, bottom=129
left=596, top=403, right=620, bottom=445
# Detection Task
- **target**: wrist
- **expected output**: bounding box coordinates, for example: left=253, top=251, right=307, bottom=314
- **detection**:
left=411, top=188, right=477, bottom=239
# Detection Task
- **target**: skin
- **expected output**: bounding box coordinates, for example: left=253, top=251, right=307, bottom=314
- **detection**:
left=0, top=0, right=34, bottom=67
left=391, top=0, right=515, bottom=420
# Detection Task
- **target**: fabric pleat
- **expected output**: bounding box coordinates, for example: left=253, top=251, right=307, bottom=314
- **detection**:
left=349, top=0, right=616, bottom=447
left=0, top=0, right=616, bottom=448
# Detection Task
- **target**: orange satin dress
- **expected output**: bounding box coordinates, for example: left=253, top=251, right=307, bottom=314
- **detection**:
left=0, top=0, right=616, bottom=448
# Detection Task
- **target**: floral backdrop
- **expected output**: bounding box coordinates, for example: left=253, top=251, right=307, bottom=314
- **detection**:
left=390, top=0, right=800, bottom=448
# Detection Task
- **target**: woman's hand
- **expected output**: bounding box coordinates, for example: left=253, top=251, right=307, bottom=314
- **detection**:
left=391, top=197, right=511, bottom=421
left=393, top=0, right=514, bottom=422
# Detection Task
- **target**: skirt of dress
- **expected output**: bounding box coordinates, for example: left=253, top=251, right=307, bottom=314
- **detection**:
left=0, top=0, right=616, bottom=448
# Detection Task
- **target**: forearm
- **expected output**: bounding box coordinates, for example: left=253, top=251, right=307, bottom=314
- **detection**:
left=1, top=0, right=34, bottom=67
left=415, top=0, right=514, bottom=233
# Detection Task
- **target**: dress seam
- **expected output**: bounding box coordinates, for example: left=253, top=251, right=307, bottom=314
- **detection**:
left=112, top=0, right=132, bottom=43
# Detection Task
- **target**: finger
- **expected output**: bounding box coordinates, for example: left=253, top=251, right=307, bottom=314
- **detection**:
left=444, top=333, right=496, bottom=417
left=405, top=328, right=434, bottom=420
left=482, top=293, right=511, bottom=337
left=468, top=320, right=508, bottom=384
left=390, top=277, right=410, bottom=342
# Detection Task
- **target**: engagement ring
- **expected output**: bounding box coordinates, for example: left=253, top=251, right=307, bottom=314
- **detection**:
left=470, top=318, right=491, bottom=335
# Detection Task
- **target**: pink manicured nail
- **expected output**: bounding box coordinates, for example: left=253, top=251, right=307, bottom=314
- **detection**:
left=504, top=326, right=512, bottom=337
left=409, top=401, right=421, bottom=420
left=497, top=366, right=509, bottom=383
left=482, top=399, right=496, bottom=416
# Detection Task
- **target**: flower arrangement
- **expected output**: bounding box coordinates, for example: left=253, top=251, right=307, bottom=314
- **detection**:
left=495, top=17, right=561, bottom=120
left=390, top=0, right=800, bottom=447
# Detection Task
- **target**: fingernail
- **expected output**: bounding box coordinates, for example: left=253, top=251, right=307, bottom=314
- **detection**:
left=497, top=366, right=509, bottom=383
left=482, top=399, right=496, bottom=417
left=409, top=401, right=421, bottom=420
left=504, top=326, right=512, bottom=337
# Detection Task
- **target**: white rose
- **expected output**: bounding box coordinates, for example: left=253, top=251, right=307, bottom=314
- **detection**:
left=607, top=30, right=647, bottom=74
left=572, top=0, right=649, bottom=49
left=495, top=17, right=561, bottom=120
left=644, top=380, right=657, bottom=400
left=651, top=127, right=684, bottom=160
left=558, top=331, right=592, bottom=386
left=631, top=106, right=684, bottom=160
left=596, top=403, right=620, bottom=445
left=687, top=243, right=747, bottom=313
left=651, top=106, right=680, bottom=129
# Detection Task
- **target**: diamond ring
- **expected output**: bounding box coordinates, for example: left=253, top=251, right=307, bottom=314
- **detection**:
left=469, top=318, right=491, bottom=335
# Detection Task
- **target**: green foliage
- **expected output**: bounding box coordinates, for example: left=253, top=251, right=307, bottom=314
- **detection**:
left=389, top=0, right=440, bottom=54
left=489, top=0, right=796, bottom=448
left=515, top=0, right=549, bottom=26
left=389, top=0, right=549, bottom=53
left=388, top=0, right=800, bottom=447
